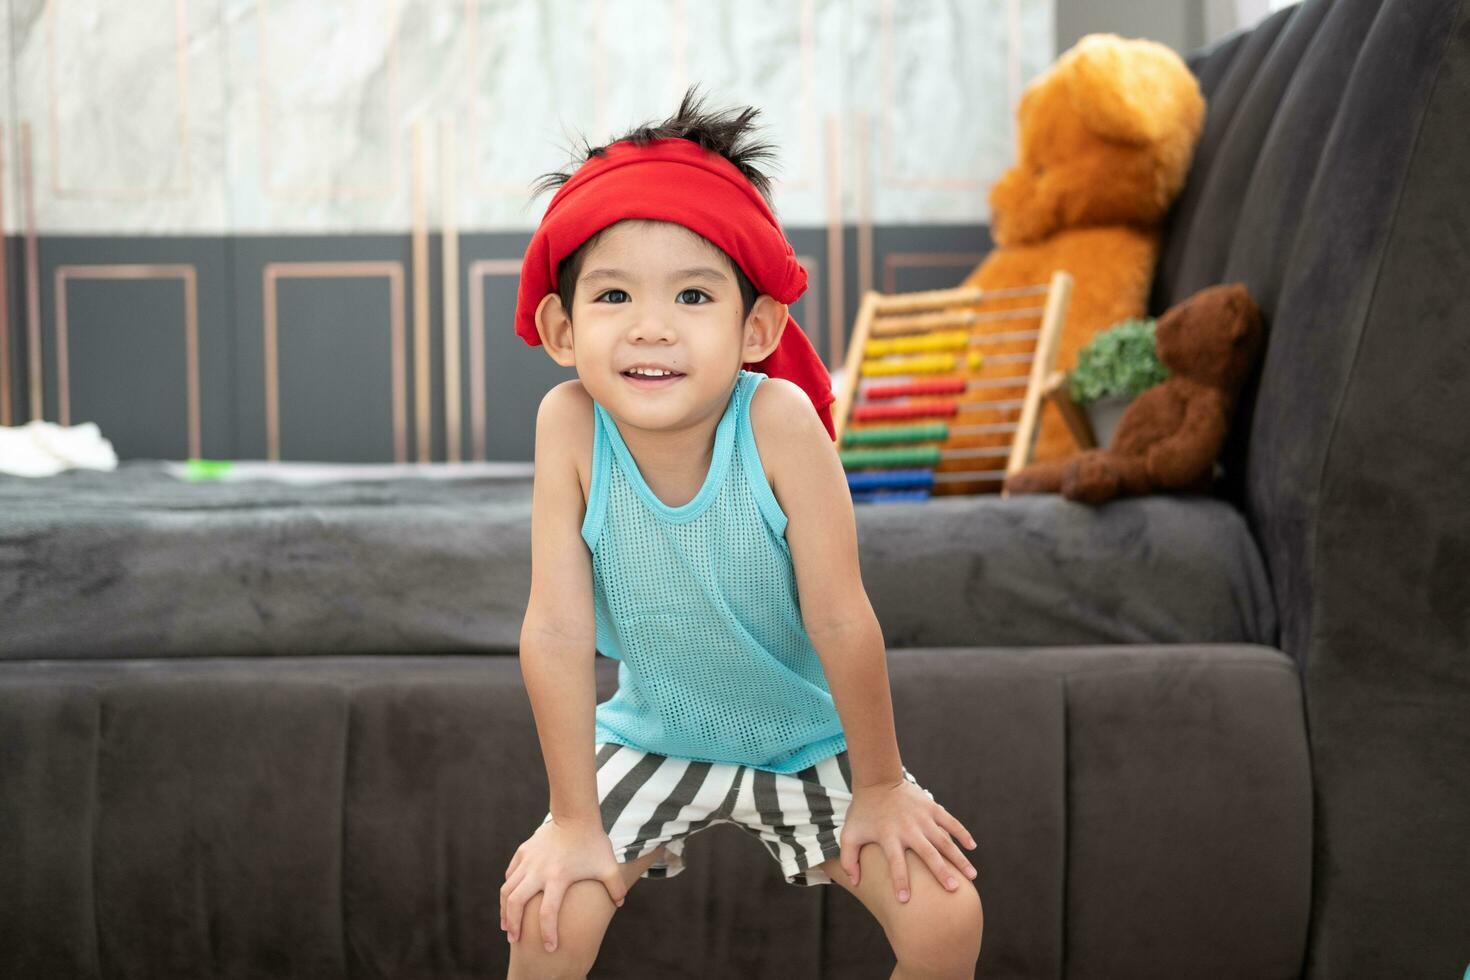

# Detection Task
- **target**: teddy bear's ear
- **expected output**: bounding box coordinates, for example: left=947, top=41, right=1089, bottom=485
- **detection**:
left=1062, top=34, right=1202, bottom=147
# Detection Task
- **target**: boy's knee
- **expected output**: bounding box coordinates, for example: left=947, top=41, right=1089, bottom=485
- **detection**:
left=889, top=883, right=984, bottom=977
left=507, top=881, right=616, bottom=979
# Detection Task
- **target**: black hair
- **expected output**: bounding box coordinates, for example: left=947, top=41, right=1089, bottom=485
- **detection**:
left=529, top=83, right=781, bottom=324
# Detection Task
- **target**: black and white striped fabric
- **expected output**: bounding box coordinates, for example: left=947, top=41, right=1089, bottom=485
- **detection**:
left=540, top=742, right=934, bottom=886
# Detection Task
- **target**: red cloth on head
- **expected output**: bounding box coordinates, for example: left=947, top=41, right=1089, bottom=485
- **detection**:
left=514, top=137, right=836, bottom=439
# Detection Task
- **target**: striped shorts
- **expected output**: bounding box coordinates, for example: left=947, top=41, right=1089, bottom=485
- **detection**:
left=540, top=741, right=934, bottom=887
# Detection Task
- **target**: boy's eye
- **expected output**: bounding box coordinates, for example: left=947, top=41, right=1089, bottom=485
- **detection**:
left=592, top=288, right=712, bottom=305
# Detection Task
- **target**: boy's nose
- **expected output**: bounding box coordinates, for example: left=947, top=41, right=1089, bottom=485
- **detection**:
left=629, top=317, right=676, bottom=342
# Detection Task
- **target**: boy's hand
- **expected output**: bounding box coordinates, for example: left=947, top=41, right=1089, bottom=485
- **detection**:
left=838, top=778, right=979, bottom=902
left=500, top=815, right=628, bottom=952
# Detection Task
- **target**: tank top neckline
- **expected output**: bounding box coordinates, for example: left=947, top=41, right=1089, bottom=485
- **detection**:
left=593, top=371, right=750, bottom=521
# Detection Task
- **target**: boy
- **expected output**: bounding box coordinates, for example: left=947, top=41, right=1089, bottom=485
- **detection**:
left=503, top=86, right=983, bottom=978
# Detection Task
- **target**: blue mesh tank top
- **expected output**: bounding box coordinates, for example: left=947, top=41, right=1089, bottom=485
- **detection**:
left=581, top=368, right=848, bottom=774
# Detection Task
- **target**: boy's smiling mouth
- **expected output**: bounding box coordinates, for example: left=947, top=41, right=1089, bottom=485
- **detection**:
left=621, top=364, right=686, bottom=389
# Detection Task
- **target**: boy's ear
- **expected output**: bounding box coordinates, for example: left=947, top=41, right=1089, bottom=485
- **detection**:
left=742, top=294, right=789, bottom=363
left=535, top=293, right=576, bottom=368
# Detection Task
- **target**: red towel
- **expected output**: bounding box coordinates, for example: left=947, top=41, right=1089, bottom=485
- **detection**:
left=515, top=137, right=836, bottom=439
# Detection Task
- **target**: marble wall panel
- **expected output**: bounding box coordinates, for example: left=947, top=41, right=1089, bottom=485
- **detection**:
left=4, top=0, right=1053, bottom=234
left=7, top=0, right=230, bottom=232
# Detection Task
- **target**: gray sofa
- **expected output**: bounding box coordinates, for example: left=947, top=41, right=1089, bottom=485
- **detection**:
left=2, top=0, right=1466, bottom=976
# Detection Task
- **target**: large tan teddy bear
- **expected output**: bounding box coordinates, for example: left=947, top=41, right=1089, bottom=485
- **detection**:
left=951, top=34, right=1206, bottom=482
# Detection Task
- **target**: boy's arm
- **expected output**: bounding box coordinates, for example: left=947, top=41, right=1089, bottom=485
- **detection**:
left=752, top=379, right=905, bottom=791
left=521, top=381, right=602, bottom=823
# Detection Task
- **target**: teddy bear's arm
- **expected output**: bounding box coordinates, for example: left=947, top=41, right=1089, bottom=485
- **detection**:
left=1144, top=387, right=1229, bottom=489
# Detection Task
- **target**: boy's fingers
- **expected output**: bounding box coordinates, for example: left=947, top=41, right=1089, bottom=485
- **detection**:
left=502, top=864, right=527, bottom=892
left=886, top=841, right=911, bottom=902
left=500, top=869, right=524, bottom=932
left=603, top=875, right=627, bottom=908
left=499, top=879, right=520, bottom=931
left=840, top=842, right=859, bottom=885
left=933, top=806, right=977, bottom=850
left=932, top=830, right=978, bottom=880
left=915, top=836, right=964, bottom=891
left=539, top=880, right=566, bottom=952
left=505, top=884, right=528, bottom=943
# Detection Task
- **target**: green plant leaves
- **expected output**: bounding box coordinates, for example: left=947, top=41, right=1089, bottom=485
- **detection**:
left=1068, top=317, right=1170, bottom=404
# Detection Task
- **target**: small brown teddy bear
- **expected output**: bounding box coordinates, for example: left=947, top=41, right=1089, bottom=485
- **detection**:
left=1003, top=282, right=1264, bottom=503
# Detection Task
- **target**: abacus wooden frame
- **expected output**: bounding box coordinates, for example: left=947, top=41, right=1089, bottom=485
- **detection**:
left=829, top=270, right=1075, bottom=496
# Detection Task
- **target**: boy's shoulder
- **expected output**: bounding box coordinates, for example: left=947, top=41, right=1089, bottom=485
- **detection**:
left=748, top=374, right=812, bottom=426
left=537, top=379, right=596, bottom=505
left=748, top=374, right=829, bottom=497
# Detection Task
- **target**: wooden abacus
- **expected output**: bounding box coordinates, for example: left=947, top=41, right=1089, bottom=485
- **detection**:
left=831, top=270, right=1074, bottom=501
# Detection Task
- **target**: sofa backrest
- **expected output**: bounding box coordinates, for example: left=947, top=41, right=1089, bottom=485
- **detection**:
left=1148, top=0, right=1469, bottom=660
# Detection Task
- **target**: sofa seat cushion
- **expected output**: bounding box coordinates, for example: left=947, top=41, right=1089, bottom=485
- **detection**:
left=1, top=463, right=1276, bottom=658
left=856, top=493, right=1278, bottom=648
left=0, top=461, right=540, bottom=659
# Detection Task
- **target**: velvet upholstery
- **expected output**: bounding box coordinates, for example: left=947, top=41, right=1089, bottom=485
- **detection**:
left=1152, top=0, right=1470, bottom=974
left=2, top=0, right=1466, bottom=974
left=1, top=646, right=1308, bottom=980
left=0, top=464, right=1276, bottom=658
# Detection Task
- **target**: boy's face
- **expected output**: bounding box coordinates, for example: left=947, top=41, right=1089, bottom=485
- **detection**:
left=535, top=219, right=787, bottom=435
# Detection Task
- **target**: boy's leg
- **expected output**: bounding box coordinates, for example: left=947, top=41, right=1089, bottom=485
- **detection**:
left=817, top=847, right=983, bottom=980
left=507, top=842, right=669, bottom=980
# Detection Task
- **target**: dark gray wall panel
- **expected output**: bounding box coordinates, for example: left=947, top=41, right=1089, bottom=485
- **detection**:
left=229, top=235, right=419, bottom=463
left=26, top=236, right=234, bottom=460
left=4, top=226, right=997, bottom=464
